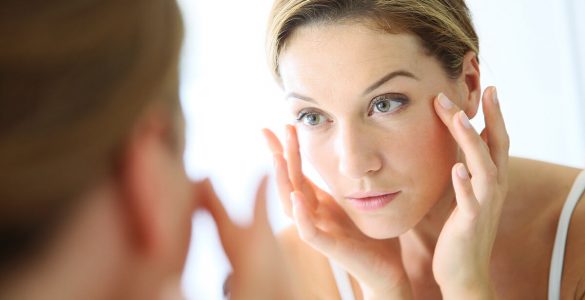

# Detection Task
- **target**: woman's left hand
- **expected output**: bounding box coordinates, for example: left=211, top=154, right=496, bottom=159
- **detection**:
left=432, top=86, right=509, bottom=299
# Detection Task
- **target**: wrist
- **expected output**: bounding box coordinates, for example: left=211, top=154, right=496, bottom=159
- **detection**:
left=440, top=280, right=496, bottom=300
left=361, top=275, right=413, bottom=300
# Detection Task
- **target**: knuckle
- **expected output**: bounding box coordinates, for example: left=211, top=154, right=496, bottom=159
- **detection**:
left=484, top=163, right=498, bottom=183
left=298, top=227, right=317, bottom=243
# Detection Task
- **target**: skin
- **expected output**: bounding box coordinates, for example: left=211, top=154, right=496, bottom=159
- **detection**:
left=0, top=102, right=298, bottom=300
left=264, top=21, right=585, bottom=299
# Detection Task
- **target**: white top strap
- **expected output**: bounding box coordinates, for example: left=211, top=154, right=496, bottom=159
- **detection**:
left=329, top=259, right=356, bottom=300
left=548, top=170, right=585, bottom=300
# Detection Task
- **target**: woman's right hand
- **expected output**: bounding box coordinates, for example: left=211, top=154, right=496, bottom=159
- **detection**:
left=263, top=125, right=413, bottom=300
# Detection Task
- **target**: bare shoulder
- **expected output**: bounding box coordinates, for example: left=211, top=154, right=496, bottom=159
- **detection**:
left=495, top=157, right=584, bottom=297
left=503, top=157, right=582, bottom=225
left=563, top=172, right=585, bottom=299
left=277, top=225, right=341, bottom=299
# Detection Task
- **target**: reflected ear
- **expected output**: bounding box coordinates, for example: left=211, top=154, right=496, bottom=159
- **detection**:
left=459, top=51, right=481, bottom=118
left=117, top=111, right=169, bottom=257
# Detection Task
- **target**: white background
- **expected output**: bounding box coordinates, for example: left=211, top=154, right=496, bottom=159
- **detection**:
left=177, top=0, right=585, bottom=299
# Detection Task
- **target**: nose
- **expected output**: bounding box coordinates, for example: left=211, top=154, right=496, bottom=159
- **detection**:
left=335, top=123, right=383, bottom=179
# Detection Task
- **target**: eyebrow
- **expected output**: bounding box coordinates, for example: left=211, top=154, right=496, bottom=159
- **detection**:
left=285, top=69, right=419, bottom=103
left=285, top=92, right=317, bottom=103
left=362, top=70, right=419, bottom=96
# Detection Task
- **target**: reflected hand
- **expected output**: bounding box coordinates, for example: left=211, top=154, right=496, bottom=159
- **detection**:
left=432, top=87, right=509, bottom=299
left=200, top=177, right=299, bottom=300
left=263, top=126, right=412, bottom=299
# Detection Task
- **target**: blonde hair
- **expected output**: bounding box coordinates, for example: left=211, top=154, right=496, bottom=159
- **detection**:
left=0, top=0, right=183, bottom=270
left=267, top=0, right=479, bottom=81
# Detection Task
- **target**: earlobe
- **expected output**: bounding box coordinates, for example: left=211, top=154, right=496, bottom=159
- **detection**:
left=460, top=51, right=481, bottom=118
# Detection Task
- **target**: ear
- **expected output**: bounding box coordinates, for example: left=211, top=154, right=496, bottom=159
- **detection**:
left=458, top=51, right=481, bottom=118
left=117, top=110, right=171, bottom=257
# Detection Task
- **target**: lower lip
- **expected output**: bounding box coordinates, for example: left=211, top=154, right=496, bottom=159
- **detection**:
left=346, top=192, right=400, bottom=211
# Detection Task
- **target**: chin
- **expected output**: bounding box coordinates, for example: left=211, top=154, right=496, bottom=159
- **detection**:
left=353, top=217, right=412, bottom=240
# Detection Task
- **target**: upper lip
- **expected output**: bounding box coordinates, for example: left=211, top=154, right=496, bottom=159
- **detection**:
left=345, top=191, right=400, bottom=199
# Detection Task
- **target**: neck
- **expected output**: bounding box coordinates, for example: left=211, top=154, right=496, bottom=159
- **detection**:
left=0, top=184, right=152, bottom=300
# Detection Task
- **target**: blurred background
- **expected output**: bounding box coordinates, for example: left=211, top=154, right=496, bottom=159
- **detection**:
left=177, top=0, right=585, bottom=299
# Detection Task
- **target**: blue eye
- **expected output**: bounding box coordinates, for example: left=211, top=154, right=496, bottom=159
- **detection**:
left=297, top=111, right=326, bottom=126
left=369, top=94, right=408, bottom=116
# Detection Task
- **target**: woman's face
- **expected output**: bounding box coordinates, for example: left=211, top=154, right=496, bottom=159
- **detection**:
left=279, top=22, right=468, bottom=239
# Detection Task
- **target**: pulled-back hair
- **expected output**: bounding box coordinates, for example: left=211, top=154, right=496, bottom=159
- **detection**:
left=267, top=0, right=479, bottom=81
left=0, top=0, right=183, bottom=273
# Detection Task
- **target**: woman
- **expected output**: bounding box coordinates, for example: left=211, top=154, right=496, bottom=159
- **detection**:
left=0, top=0, right=296, bottom=299
left=263, top=0, right=585, bottom=299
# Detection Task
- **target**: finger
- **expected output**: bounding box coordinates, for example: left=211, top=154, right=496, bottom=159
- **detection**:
left=262, top=128, right=284, bottom=154
left=481, top=87, right=510, bottom=180
left=434, top=93, right=497, bottom=186
left=286, top=125, right=304, bottom=189
left=273, top=153, right=294, bottom=217
left=252, top=175, right=271, bottom=231
left=452, top=163, right=480, bottom=219
left=307, top=180, right=329, bottom=200
left=200, top=179, right=240, bottom=261
left=191, top=179, right=209, bottom=211
left=285, top=125, right=320, bottom=211
left=291, top=191, right=336, bottom=253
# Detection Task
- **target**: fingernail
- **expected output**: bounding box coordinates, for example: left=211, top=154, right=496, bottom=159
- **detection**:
left=492, top=87, right=499, bottom=105
left=438, top=93, right=454, bottom=109
left=457, top=164, right=469, bottom=179
left=459, top=111, right=472, bottom=129
left=272, top=154, right=279, bottom=168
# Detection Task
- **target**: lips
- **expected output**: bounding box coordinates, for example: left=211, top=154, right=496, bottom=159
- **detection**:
left=345, top=191, right=400, bottom=211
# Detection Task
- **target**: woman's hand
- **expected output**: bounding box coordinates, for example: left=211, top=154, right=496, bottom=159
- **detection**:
left=200, top=177, right=300, bottom=300
left=263, top=127, right=413, bottom=299
left=432, top=87, right=509, bottom=299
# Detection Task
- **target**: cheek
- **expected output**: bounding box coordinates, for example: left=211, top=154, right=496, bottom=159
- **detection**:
left=298, top=130, right=338, bottom=180
left=395, top=113, right=457, bottom=198
left=297, top=111, right=458, bottom=198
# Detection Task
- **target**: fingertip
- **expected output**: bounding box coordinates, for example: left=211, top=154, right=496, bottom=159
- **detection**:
left=437, top=92, right=454, bottom=110
left=287, top=124, right=299, bottom=142
left=433, top=93, right=458, bottom=128
left=483, top=86, right=499, bottom=112
left=262, top=128, right=284, bottom=154
left=451, top=163, right=479, bottom=218
left=491, top=86, right=499, bottom=106
left=191, top=178, right=210, bottom=210
left=261, top=128, right=271, bottom=143
left=254, top=174, right=270, bottom=217
left=455, top=163, right=469, bottom=180
left=260, top=173, right=270, bottom=188
left=196, top=177, right=213, bottom=208
left=285, top=124, right=293, bottom=139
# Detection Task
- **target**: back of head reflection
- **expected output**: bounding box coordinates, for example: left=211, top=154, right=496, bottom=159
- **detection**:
left=0, top=1, right=193, bottom=299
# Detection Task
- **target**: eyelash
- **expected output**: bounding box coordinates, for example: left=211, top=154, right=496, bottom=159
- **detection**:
left=367, top=93, right=409, bottom=116
left=295, top=93, right=409, bottom=128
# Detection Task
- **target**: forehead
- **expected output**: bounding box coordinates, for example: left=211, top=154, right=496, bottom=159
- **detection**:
left=279, top=22, right=437, bottom=94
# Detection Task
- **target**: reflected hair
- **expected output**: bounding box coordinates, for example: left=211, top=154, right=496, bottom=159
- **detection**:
left=0, top=0, right=183, bottom=274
